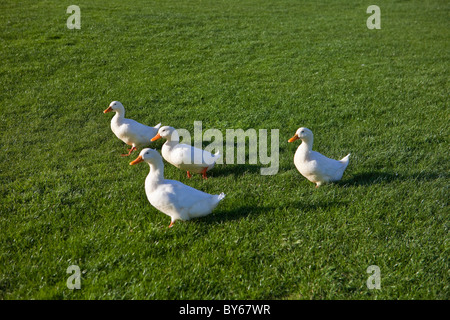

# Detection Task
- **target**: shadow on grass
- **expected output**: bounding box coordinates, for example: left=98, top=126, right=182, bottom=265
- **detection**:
left=339, top=171, right=448, bottom=186
left=200, top=202, right=348, bottom=228
left=199, top=198, right=350, bottom=226
left=198, top=205, right=275, bottom=225
left=211, top=164, right=262, bottom=177
left=339, top=172, right=401, bottom=186
left=285, top=199, right=349, bottom=212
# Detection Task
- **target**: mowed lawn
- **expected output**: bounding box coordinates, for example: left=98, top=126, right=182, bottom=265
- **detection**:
left=0, top=0, right=448, bottom=299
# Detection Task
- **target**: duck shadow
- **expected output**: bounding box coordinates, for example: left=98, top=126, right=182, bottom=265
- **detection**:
left=285, top=199, right=349, bottom=211
left=338, top=171, right=448, bottom=187
left=210, top=164, right=262, bottom=177
left=197, top=198, right=349, bottom=227
left=198, top=205, right=275, bottom=225
left=338, top=172, right=400, bottom=186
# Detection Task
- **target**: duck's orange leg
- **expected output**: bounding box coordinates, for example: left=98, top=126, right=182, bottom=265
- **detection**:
left=201, top=167, right=208, bottom=179
left=168, top=221, right=175, bottom=228
left=121, top=146, right=136, bottom=157
left=187, top=171, right=192, bottom=178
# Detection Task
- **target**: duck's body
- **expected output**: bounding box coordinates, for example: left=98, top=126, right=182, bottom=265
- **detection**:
left=289, top=127, right=350, bottom=187
left=130, top=148, right=225, bottom=227
left=104, top=101, right=161, bottom=156
left=161, top=140, right=219, bottom=176
left=152, top=126, right=220, bottom=178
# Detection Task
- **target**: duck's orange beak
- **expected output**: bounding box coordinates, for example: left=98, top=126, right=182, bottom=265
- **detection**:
left=288, top=134, right=299, bottom=143
left=129, top=155, right=143, bottom=165
left=103, top=106, right=113, bottom=113
left=151, top=133, right=161, bottom=142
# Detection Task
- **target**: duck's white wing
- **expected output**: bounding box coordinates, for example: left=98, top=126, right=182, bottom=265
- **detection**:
left=121, top=118, right=159, bottom=144
left=310, top=151, right=347, bottom=179
left=167, top=180, right=212, bottom=203
left=157, top=180, right=221, bottom=218
left=177, top=144, right=219, bottom=165
left=163, top=144, right=192, bottom=166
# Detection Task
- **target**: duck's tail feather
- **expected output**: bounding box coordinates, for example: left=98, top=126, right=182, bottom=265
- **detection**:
left=340, top=153, right=351, bottom=166
left=187, top=192, right=226, bottom=219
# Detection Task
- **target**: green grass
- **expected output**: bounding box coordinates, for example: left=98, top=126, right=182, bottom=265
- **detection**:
left=0, top=0, right=448, bottom=299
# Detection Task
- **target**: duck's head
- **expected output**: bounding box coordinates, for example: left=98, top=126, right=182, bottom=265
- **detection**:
left=129, top=148, right=161, bottom=165
left=103, top=101, right=124, bottom=114
left=151, top=126, right=177, bottom=142
left=288, top=127, right=313, bottom=143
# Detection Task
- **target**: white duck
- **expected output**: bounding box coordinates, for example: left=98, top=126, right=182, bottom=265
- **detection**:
left=103, top=101, right=161, bottom=156
left=151, top=126, right=221, bottom=179
left=130, top=148, right=225, bottom=228
left=288, top=127, right=350, bottom=187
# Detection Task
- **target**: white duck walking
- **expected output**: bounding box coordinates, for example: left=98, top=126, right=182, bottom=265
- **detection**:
left=130, top=148, right=225, bottom=228
left=288, top=127, right=350, bottom=187
left=103, top=101, right=161, bottom=156
left=151, top=126, right=221, bottom=179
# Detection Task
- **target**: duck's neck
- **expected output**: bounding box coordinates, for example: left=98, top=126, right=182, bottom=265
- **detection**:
left=164, top=131, right=180, bottom=148
left=147, top=158, right=165, bottom=183
left=113, top=108, right=125, bottom=121
left=167, top=130, right=180, bottom=143
left=298, top=137, right=314, bottom=159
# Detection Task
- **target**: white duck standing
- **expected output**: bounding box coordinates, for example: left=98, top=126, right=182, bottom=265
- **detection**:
left=288, top=127, right=350, bottom=187
left=103, top=101, right=161, bottom=156
left=130, top=148, right=225, bottom=228
left=151, top=126, right=221, bottom=179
